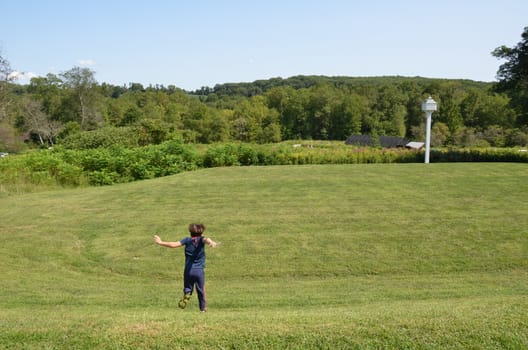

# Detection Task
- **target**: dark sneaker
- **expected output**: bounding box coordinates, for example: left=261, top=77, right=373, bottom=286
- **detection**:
left=178, top=293, right=191, bottom=309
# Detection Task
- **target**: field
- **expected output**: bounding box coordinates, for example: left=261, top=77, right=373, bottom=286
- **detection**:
left=0, top=163, right=527, bottom=349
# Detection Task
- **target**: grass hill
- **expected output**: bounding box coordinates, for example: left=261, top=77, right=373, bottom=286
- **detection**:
left=0, top=163, right=527, bottom=349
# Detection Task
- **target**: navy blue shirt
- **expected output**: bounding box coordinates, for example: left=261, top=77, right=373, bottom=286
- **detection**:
left=180, top=236, right=206, bottom=269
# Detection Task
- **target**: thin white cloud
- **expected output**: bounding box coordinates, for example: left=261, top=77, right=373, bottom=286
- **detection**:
left=7, top=71, right=38, bottom=82
left=77, top=59, right=96, bottom=67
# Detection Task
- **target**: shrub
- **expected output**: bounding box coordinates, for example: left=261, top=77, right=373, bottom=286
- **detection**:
left=203, top=144, right=241, bottom=167
left=237, top=144, right=259, bottom=165
left=61, top=127, right=141, bottom=149
left=506, top=129, right=528, bottom=147
left=432, top=148, right=528, bottom=162
left=53, top=162, right=84, bottom=186
left=1, top=141, right=526, bottom=194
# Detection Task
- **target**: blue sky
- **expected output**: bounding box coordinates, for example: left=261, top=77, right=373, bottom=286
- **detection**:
left=1, top=0, right=527, bottom=90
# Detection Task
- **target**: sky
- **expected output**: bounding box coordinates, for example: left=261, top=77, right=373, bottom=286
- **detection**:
left=1, top=0, right=527, bottom=91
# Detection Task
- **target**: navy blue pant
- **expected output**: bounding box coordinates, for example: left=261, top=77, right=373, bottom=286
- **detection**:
left=183, top=268, right=206, bottom=311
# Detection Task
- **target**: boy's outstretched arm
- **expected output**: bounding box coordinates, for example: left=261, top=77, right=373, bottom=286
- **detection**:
left=154, top=235, right=182, bottom=248
left=203, top=237, right=218, bottom=248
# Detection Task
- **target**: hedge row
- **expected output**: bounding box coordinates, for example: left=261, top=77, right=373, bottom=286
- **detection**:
left=431, top=148, right=528, bottom=162
left=0, top=140, right=199, bottom=190
left=1, top=141, right=526, bottom=193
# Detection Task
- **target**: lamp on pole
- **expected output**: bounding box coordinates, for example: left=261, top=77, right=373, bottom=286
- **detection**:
left=421, top=96, right=437, bottom=164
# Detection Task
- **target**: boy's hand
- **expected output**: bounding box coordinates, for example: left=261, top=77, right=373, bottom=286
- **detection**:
left=154, top=235, right=162, bottom=244
left=204, top=237, right=217, bottom=248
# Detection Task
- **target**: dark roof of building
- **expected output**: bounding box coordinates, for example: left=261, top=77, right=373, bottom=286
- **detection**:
left=345, top=135, right=409, bottom=148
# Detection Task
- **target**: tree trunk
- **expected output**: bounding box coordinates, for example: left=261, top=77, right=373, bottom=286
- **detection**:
left=79, top=91, right=86, bottom=129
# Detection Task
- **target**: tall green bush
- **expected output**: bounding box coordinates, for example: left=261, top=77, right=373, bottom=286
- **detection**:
left=61, top=126, right=142, bottom=149
left=1, top=142, right=526, bottom=195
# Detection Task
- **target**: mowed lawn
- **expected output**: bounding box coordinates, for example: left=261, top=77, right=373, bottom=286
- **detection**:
left=0, top=163, right=526, bottom=349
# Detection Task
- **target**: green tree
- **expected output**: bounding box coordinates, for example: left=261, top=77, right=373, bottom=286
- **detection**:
left=27, top=74, right=64, bottom=121
left=492, top=26, right=528, bottom=126
left=60, top=67, right=102, bottom=129
left=437, top=86, right=464, bottom=137
left=0, top=51, right=13, bottom=122
left=266, top=87, right=309, bottom=140
left=387, top=104, right=407, bottom=137
left=18, top=97, right=63, bottom=146
left=459, top=89, right=514, bottom=129
left=164, top=102, right=185, bottom=127
left=183, top=100, right=229, bottom=143
left=482, top=125, right=506, bottom=147
left=120, top=105, right=144, bottom=126
left=104, top=98, right=125, bottom=126
left=506, top=127, right=528, bottom=146
left=454, top=127, right=481, bottom=147
left=372, top=85, right=409, bottom=136
left=203, top=109, right=230, bottom=143
left=474, top=94, right=516, bottom=129
left=411, top=122, right=425, bottom=141
left=306, top=85, right=336, bottom=139
left=329, top=93, right=369, bottom=139
left=431, top=122, right=450, bottom=147
left=460, top=89, right=484, bottom=128
left=231, top=97, right=280, bottom=143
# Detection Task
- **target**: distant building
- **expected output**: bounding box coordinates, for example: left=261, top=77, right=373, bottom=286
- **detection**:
left=405, top=142, right=424, bottom=150
left=345, top=135, right=423, bottom=149
left=345, top=135, right=407, bottom=148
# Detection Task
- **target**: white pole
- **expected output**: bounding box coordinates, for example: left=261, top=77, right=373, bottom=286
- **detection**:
left=425, top=112, right=432, bottom=164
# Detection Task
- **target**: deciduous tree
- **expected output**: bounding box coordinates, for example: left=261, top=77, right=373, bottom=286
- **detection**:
left=0, top=51, right=13, bottom=121
left=60, top=67, right=102, bottom=129
left=492, top=26, right=528, bottom=126
left=20, top=97, right=63, bottom=145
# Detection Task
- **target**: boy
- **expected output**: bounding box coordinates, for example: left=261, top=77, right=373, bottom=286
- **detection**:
left=154, top=223, right=218, bottom=312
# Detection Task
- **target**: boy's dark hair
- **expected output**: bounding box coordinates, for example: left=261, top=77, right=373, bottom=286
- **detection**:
left=189, top=223, right=205, bottom=237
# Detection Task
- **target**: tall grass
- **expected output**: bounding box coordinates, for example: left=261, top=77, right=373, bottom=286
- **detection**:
left=1, top=140, right=527, bottom=196
left=0, top=163, right=526, bottom=349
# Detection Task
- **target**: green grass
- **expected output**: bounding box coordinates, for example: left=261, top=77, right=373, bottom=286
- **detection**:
left=0, top=163, right=527, bottom=349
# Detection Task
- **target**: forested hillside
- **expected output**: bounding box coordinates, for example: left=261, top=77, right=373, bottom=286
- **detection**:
left=2, top=74, right=526, bottom=152
left=2, top=26, right=528, bottom=152
left=1, top=70, right=527, bottom=153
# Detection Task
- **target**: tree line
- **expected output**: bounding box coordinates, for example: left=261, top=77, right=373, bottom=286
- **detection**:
left=1, top=27, right=527, bottom=151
